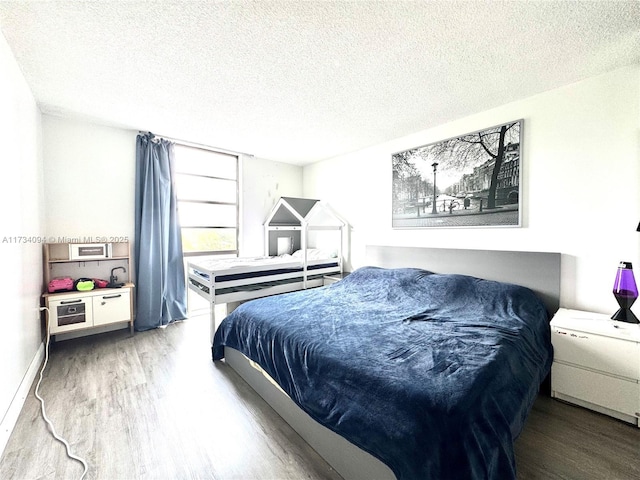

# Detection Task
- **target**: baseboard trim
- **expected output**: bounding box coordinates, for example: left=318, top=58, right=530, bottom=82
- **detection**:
left=0, top=341, right=45, bottom=458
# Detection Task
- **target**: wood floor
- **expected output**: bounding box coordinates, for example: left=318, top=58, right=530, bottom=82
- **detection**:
left=1, top=313, right=639, bottom=480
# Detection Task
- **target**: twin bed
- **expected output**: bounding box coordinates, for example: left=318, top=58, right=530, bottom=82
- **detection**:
left=188, top=197, right=346, bottom=339
left=210, top=246, right=561, bottom=480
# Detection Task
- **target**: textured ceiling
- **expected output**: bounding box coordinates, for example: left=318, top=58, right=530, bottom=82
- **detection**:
left=1, top=1, right=639, bottom=165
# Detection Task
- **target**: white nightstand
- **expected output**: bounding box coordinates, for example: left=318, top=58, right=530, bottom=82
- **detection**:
left=550, top=308, right=640, bottom=427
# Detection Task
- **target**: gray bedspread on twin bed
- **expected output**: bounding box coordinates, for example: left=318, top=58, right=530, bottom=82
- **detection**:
left=212, top=266, right=552, bottom=480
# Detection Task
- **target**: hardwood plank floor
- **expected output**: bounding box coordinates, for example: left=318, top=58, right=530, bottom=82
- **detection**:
left=515, top=392, right=640, bottom=479
left=1, top=313, right=639, bottom=479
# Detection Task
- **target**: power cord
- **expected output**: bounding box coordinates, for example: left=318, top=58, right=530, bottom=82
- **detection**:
left=36, top=307, right=89, bottom=480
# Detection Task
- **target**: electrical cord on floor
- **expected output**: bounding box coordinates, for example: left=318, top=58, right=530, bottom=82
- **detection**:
left=36, top=307, right=89, bottom=480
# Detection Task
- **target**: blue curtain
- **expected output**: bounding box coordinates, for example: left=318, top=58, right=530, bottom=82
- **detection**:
left=134, top=133, right=187, bottom=330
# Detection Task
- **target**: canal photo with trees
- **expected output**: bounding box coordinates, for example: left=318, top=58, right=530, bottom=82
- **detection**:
left=392, top=120, right=522, bottom=228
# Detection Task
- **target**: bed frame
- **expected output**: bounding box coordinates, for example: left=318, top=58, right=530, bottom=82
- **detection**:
left=222, top=246, right=561, bottom=480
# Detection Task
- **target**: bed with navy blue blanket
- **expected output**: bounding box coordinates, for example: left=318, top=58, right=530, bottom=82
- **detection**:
left=212, top=266, right=553, bottom=480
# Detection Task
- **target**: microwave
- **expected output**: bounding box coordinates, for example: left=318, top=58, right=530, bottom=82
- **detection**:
left=69, top=243, right=113, bottom=260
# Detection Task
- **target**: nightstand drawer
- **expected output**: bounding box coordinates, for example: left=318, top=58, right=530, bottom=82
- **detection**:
left=552, top=327, right=640, bottom=380
left=552, top=363, right=640, bottom=418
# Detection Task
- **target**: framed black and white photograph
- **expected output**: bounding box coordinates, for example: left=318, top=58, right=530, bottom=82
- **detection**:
left=392, top=120, right=522, bottom=228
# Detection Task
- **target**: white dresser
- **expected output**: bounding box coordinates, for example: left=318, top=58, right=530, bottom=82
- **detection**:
left=550, top=308, right=640, bottom=427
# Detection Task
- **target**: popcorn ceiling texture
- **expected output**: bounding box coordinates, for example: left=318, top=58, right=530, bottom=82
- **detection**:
left=0, top=1, right=638, bottom=164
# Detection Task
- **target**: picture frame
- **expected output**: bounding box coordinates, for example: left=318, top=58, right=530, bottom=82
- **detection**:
left=392, top=119, right=522, bottom=228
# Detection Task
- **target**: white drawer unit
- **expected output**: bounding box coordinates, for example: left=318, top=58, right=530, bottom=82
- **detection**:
left=550, top=308, right=640, bottom=427
left=46, top=286, right=134, bottom=335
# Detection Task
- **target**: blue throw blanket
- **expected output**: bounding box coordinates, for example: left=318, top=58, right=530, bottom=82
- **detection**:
left=213, top=267, right=552, bottom=480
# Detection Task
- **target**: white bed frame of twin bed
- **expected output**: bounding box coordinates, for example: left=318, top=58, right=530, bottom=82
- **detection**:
left=220, top=245, right=562, bottom=480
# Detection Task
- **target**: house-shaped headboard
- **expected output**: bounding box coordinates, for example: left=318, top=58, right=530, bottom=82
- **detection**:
left=264, top=197, right=347, bottom=261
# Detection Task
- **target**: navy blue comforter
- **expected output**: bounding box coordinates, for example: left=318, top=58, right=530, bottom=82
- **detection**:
left=212, top=267, right=552, bottom=480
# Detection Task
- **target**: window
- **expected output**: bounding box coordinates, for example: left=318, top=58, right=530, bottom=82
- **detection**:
left=173, top=144, right=239, bottom=257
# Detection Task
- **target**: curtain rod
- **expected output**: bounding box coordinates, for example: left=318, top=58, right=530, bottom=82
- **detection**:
left=141, top=131, right=253, bottom=157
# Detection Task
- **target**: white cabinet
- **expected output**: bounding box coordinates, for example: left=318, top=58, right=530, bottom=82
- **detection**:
left=92, top=289, right=131, bottom=326
left=550, top=308, right=640, bottom=427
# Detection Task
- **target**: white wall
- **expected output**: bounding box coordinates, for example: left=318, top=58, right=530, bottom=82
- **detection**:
left=303, top=65, right=640, bottom=315
left=0, top=33, right=44, bottom=449
left=240, top=155, right=303, bottom=255
left=43, top=116, right=137, bottom=242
